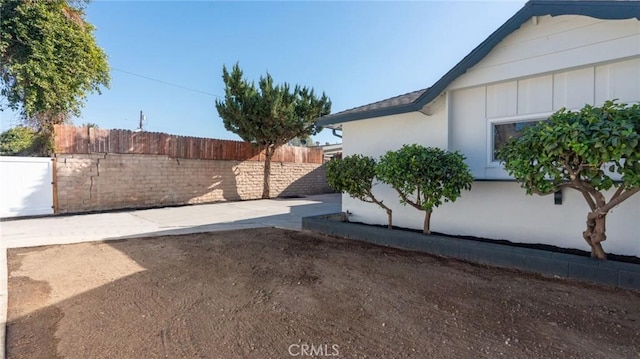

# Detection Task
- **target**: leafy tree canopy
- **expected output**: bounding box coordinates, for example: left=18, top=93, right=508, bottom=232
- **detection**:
left=0, top=0, right=109, bottom=130
left=497, top=101, right=640, bottom=259
left=326, top=154, right=392, bottom=228
left=0, top=125, right=48, bottom=156
left=377, top=144, right=473, bottom=234
left=215, top=63, right=331, bottom=198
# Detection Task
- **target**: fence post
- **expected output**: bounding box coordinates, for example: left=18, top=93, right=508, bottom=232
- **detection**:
left=51, top=156, right=59, bottom=214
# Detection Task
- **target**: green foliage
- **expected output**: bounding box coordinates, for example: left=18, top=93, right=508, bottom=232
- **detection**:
left=0, top=0, right=110, bottom=128
left=497, top=101, right=640, bottom=195
left=497, top=101, right=640, bottom=259
left=215, top=63, right=331, bottom=198
left=377, top=144, right=473, bottom=212
left=0, top=126, right=49, bottom=156
left=215, top=63, right=331, bottom=148
left=326, top=154, right=393, bottom=228
left=326, top=155, right=378, bottom=202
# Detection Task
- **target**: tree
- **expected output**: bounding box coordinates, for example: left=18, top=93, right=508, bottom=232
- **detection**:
left=0, top=0, right=109, bottom=142
left=497, top=101, right=640, bottom=260
left=0, top=125, right=48, bottom=156
left=377, top=144, right=473, bottom=234
left=215, top=63, right=331, bottom=198
left=326, top=155, right=393, bottom=228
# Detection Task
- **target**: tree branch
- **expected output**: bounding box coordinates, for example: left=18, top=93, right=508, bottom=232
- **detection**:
left=367, top=191, right=392, bottom=213
left=601, top=187, right=640, bottom=214
left=571, top=179, right=603, bottom=209
left=395, top=189, right=423, bottom=211
left=611, top=184, right=626, bottom=201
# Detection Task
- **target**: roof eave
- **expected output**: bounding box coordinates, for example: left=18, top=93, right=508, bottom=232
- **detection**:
left=316, top=102, right=418, bottom=126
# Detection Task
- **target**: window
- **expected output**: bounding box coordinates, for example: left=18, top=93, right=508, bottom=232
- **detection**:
left=491, top=120, right=541, bottom=162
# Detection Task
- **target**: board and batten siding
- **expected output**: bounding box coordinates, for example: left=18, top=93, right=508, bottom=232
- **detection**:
left=448, top=15, right=640, bottom=90
left=450, top=15, right=639, bottom=178
left=449, top=57, right=640, bottom=179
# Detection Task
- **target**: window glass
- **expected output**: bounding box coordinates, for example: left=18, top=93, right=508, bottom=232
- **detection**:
left=493, top=120, right=540, bottom=161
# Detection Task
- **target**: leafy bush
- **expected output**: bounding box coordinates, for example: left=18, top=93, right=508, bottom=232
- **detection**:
left=0, top=126, right=43, bottom=156
left=377, top=144, right=473, bottom=234
left=326, top=155, right=392, bottom=228
left=498, top=101, right=640, bottom=259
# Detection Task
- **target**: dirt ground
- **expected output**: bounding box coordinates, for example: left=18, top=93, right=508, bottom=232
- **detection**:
left=7, top=228, right=640, bottom=359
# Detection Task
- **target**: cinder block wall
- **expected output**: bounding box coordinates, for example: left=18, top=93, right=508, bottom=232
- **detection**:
left=55, top=154, right=330, bottom=213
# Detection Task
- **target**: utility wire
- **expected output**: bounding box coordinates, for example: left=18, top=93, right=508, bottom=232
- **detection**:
left=112, top=67, right=223, bottom=98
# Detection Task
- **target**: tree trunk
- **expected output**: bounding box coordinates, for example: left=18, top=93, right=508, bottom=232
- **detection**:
left=423, top=211, right=432, bottom=235
left=582, top=211, right=608, bottom=260
left=386, top=209, right=393, bottom=229
left=262, top=146, right=274, bottom=199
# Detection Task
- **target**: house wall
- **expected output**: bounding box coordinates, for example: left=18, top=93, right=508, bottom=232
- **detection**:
left=341, top=97, right=454, bottom=239
left=56, top=154, right=330, bottom=213
left=340, top=15, right=640, bottom=257
left=449, top=57, right=640, bottom=179
left=449, top=15, right=640, bottom=90
left=434, top=182, right=640, bottom=256
left=341, top=99, right=448, bottom=157
left=343, top=180, right=640, bottom=256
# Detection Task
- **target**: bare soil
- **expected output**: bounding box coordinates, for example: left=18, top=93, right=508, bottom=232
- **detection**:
left=7, top=228, right=640, bottom=358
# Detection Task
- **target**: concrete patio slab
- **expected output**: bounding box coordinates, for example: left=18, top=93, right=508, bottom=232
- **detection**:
left=1, top=193, right=340, bottom=249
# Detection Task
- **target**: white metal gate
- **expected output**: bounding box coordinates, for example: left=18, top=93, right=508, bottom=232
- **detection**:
left=0, top=156, right=54, bottom=218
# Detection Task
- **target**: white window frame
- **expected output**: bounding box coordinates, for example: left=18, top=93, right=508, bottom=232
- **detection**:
left=486, top=111, right=555, bottom=168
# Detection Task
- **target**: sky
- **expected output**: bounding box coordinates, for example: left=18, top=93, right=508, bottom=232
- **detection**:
left=0, top=0, right=527, bottom=145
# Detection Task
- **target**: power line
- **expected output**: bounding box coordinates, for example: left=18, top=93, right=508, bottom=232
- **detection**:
left=112, top=67, right=223, bottom=98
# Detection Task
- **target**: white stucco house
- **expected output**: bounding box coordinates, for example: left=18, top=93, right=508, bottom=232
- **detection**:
left=317, top=0, right=640, bottom=257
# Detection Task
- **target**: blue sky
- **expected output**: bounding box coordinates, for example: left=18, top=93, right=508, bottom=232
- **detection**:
left=1, top=0, right=526, bottom=145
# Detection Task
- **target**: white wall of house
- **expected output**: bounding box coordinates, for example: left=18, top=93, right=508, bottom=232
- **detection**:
left=339, top=14, right=640, bottom=257
left=342, top=97, right=448, bottom=157
left=434, top=182, right=640, bottom=256
left=343, top=181, right=640, bottom=256
left=340, top=96, right=452, bottom=237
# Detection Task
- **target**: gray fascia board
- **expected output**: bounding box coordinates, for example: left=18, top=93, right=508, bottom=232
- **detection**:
left=316, top=102, right=418, bottom=126
left=317, top=0, right=640, bottom=126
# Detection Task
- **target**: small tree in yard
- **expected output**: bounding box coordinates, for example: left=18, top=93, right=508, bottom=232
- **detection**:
left=377, top=144, right=473, bottom=234
left=326, top=154, right=393, bottom=228
left=498, top=101, right=640, bottom=260
left=215, top=64, right=331, bottom=198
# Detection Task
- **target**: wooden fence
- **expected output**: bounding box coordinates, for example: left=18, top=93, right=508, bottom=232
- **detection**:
left=54, top=125, right=323, bottom=164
